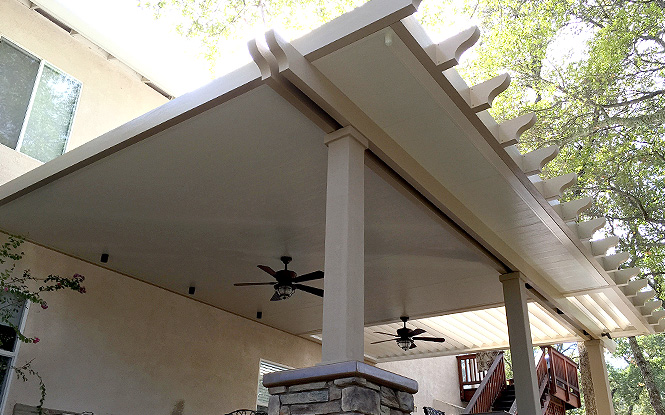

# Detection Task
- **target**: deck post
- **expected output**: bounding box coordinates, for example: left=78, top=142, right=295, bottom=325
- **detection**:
left=500, top=272, right=541, bottom=415
left=321, top=126, right=368, bottom=364
left=581, top=339, right=616, bottom=415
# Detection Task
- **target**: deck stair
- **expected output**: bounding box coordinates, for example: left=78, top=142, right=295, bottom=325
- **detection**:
left=457, top=347, right=580, bottom=414
left=492, top=384, right=515, bottom=412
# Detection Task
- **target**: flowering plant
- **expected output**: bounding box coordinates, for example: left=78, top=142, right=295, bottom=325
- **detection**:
left=0, top=235, right=86, bottom=410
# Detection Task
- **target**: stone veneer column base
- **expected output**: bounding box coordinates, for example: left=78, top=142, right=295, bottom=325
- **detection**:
left=264, top=361, right=418, bottom=415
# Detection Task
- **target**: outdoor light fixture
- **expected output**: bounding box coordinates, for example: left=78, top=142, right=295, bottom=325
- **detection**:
left=397, top=338, right=413, bottom=351
left=276, top=284, right=294, bottom=300
left=188, top=286, right=196, bottom=295
left=100, top=253, right=109, bottom=263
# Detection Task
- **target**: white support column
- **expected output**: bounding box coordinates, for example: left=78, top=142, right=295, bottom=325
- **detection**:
left=500, top=272, right=541, bottom=415
left=583, top=339, right=616, bottom=415
left=321, top=126, right=369, bottom=364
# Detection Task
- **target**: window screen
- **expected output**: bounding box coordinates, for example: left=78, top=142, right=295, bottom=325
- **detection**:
left=0, top=38, right=80, bottom=162
left=0, top=40, right=40, bottom=150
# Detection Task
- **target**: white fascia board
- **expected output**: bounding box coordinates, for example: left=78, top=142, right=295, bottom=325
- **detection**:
left=292, top=0, right=421, bottom=61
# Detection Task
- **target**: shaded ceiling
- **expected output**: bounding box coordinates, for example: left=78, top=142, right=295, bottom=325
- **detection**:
left=0, top=84, right=501, bottom=335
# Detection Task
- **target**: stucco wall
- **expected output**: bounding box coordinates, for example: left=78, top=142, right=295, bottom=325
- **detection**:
left=378, top=356, right=464, bottom=415
left=4, top=242, right=322, bottom=415
left=0, top=0, right=168, bottom=181
left=0, top=146, right=41, bottom=185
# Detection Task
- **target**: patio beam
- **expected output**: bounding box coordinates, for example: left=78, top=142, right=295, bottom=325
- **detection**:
left=321, top=126, right=368, bottom=364
left=500, top=272, right=541, bottom=415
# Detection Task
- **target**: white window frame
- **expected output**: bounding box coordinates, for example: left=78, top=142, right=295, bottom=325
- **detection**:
left=257, top=359, right=292, bottom=410
left=0, top=36, right=82, bottom=161
left=0, top=301, right=30, bottom=415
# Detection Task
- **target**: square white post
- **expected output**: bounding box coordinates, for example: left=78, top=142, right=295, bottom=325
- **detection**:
left=321, top=126, right=368, bottom=364
left=500, top=272, right=541, bottom=415
left=582, top=339, right=616, bottom=415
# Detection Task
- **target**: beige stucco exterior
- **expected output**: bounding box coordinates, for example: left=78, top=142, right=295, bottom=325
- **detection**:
left=0, top=0, right=168, bottom=184
left=5, top=241, right=322, bottom=415
left=0, top=146, right=41, bottom=186
left=378, top=357, right=464, bottom=415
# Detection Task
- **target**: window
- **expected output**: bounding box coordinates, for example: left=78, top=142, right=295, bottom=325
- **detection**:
left=0, top=38, right=81, bottom=163
left=0, top=296, right=28, bottom=415
left=257, top=360, right=290, bottom=411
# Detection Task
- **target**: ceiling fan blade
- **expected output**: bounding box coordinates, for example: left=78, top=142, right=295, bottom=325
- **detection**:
left=408, top=328, right=426, bottom=337
left=270, top=292, right=282, bottom=301
left=370, top=339, right=397, bottom=345
left=234, top=282, right=275, bottom=286
left=258, top=265, right=277, bottom=276
left=412, top=337, right=446, bottom=342
left=293, top=284, right=324, bottom=297
left=409, top=342, right=418, bottom=349
left=292, top=271, right=324, bottom=283
left=374, top=332, right=399, bottom=337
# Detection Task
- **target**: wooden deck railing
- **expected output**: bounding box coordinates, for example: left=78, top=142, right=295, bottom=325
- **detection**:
left=457, top=347, right=581, bottom=414
left=542, top=346, right=581, bottom=408
left=456, top=354, right=486, bottom=402
left=462, top=352, right=506, bottom=414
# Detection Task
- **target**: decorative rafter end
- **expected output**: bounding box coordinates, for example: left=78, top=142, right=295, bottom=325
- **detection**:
left=569, top=217, right=606, bottom=241
left=431, top=26, right=480, bottom=71
left=496, top=113, right=537, bottom=147
left=640, top=300, right=662, bottom=317
left=609, top=267, right=640, bottom=285
left=533, top=173, right=577, bottom=201
left=620, top=279, right=648, bottom=297
left=601, top=251, right=630, bottom=272
left=465, top=73, right=511, bottom=112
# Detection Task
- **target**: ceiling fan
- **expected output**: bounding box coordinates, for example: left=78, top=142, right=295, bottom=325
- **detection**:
left=371, top=316, right=446, bottom=351
left=234, top=256, right=324, bottom=301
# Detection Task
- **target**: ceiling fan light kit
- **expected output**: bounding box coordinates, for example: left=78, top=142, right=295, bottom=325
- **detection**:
left=276, top=284, right=295, bottom=300
left=397, top=338, right=413, bottom=351
left=234, top=256, right=324, bottom=302
left=371, top=316, right=446, bottom=351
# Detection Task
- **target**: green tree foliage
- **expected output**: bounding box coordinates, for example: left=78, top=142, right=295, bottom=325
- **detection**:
left=138, top=0, right=367, bottom=61
left=454, top=1, right=664, bottom=412
left=612, top=336, right=665, bottom=415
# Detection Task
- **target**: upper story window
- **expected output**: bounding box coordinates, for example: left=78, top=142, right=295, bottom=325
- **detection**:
left=0, top=38, right=81, bottom=163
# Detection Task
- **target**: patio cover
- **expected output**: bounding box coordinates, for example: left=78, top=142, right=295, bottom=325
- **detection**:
left=0, top=0, right=660, bottom=360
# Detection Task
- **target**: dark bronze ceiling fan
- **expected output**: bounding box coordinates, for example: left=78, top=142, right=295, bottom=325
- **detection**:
left=234, top=256, right=323, bottom=301
left=371, top=316, right=446, bottom=350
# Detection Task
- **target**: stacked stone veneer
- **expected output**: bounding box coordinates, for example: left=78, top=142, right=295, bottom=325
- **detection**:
left=265, top=363, right=416, bottom=415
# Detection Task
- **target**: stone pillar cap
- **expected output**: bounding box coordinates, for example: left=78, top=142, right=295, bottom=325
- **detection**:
left=263, top=361, right=418, bottom=394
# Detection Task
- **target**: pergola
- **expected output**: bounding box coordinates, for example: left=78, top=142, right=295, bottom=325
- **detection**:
left=0, top=0, right=660, bottom=413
